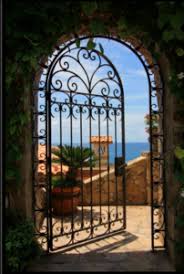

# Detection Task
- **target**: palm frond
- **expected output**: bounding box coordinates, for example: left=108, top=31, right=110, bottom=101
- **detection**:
left=51, top=145, right=96, bottom=168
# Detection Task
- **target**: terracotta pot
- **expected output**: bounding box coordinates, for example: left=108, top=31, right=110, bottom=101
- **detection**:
left=52, top=186, right=81, bottom=215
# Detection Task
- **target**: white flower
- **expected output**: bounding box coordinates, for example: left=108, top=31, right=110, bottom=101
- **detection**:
left=181, top=190, right=184, bottom=198
left=177, top=72, right=184, bottom=79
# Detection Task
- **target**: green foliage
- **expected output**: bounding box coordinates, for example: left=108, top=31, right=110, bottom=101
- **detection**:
left=87, top=38, right=96, bottom=50
left=176, top=48, right=184, bottom=57
left=117, top=17, right=128, bottom=31
left=5, top=0, right=184, bottom=265
left=175, top=146, right=184, bottom=161
left=175, top=215, right=184, bottom=228
left=99, top=43, right=104, bottom=55
left=175, top=198, right=184, bottom=271
left=144, top=113, right=159, bottom=127
left=81, top=1, right=98, bottom=16
left=51, top=145, right=96, bottom=187
left=169, top=70, right=184, bottom=99
left=157, top=2, right=184, bottom=42
left=52, top=145, right=97, bottom=170
left=5, top=209, right=42, bottom=272
left=144, top=113, right=159, bottom=134
left=162, top=31, right=175, bottom=42
left=5, top=0, right=184, bottom=200
left=52, top=175, right=81, bottom=188
left=174, top=146, right=184, bottom=186
left=76, top=38, right=81, bottom=48
left=174, top=146, right=184, bottom=261
left=174, top=168, right=184, bottom=186
left=175, top=240, right=184, bottom=253
left=89, top=20, right=106, bottom=34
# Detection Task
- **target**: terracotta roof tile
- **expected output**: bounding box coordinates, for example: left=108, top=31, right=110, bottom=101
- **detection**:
left=37, top=145, right=68, bottom=174
left=90, top=136, right=113, bottom=143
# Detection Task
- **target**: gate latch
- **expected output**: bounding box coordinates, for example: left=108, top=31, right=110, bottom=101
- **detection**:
left=115, top=157, right=125, bottom=177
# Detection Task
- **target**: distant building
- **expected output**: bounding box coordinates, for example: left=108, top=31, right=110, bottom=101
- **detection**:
left=90, top=136, right=113, bottom=166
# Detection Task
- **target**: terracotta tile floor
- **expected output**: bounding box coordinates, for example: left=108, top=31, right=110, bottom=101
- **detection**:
left=28, top=206, right=175, bottom=272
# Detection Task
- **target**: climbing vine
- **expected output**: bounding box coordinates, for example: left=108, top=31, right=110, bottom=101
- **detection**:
left=6, top=0, right=184, bottom=188
left=6, top=1, right=184, bottom=181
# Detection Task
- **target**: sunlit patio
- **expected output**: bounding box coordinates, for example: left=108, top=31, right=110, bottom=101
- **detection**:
left=28, top=206, right=174, bottom=272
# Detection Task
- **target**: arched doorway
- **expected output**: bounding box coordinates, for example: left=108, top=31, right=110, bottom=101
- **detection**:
left=32, top=36, right=165, bottom=252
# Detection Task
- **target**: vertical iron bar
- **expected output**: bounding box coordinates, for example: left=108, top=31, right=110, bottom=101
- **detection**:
left=114, top=110, right=118, bottom=219
left=120, top=93, right=127, bottom=229
left=47, top=87, right=53, bottom=251
left=59, top=104, right=64, bottom=235
left=149, top=76, right=154, bottom=251
left=45, top=91, right=49, bottom=252
left=80, top=106, right=84, bottom=228
left=31, top=90, right=36, bottom=234
left=161, top=69, right=166, bottom=249
left=70, top=94, right=74, bottom=244
left=89, top=104, right=93, bottom=238
left=106, top=105, right=110, bottom=230
left=121, top=102, right=126, bottom=229
left=98, top=108, right=102, bottom=224
left=156, top=64, right=166, bottom=249
left=60, top=104, right=63, bottom=176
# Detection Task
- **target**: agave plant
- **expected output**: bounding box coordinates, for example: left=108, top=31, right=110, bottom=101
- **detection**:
left=52, top=145, right=97, bottom=180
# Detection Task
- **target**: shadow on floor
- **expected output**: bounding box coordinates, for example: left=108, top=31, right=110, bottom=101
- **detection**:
left=52, top=206, right=124, bottom=223
left=50, top=230, right=138, bottom=254
left=27, top=231, right=175, bottom=272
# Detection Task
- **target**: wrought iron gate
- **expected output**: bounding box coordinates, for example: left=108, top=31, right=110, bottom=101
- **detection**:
left=33, top=38, right=126, bottom=251
left=32, top=36, right=166, bottom=252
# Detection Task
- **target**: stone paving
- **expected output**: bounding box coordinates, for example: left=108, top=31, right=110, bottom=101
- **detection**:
left=28, top=206, right=175, bottom=272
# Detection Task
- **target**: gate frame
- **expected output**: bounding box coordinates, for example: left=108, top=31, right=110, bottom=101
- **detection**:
left=32, top=35, right=166, bottom=253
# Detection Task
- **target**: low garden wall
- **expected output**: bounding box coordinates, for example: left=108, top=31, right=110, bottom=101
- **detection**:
left=82, top=152, right=151, bottom=205
left=35, top=151, right=163, bottom=230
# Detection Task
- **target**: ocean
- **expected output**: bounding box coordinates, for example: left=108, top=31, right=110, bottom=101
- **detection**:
left=52, top=142, right=149, bottom=164
left=109, top=142, right=149, bottom=163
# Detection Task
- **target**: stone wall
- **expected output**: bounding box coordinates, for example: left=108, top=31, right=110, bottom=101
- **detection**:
left=35, top=187, right=46, bottom=232
left=158, top=54, right=176, bottom=264
left=34, top=150, right=164, bottom=233
left=82, top=153, right=150, bottom=205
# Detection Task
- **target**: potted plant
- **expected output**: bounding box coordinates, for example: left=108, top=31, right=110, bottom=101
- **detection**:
left=51, top=175, right=81, bottom=215
left=51, top=145, right=96, bottom=215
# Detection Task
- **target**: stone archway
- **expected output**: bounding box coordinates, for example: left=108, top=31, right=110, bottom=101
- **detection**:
left=11, top=16, right=176, bottom=264
left=32, top=32, right=169, bottom=254
left=6, top=1, right=184, bottom=269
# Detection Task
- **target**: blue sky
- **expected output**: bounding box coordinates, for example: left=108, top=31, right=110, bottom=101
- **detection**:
left=93, top=38, right=149, bottom=142
left=38, top=37, right=149, bottom=144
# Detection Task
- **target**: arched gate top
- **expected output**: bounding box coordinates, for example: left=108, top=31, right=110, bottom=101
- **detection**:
left=45, top=44, right=125, bottom=110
